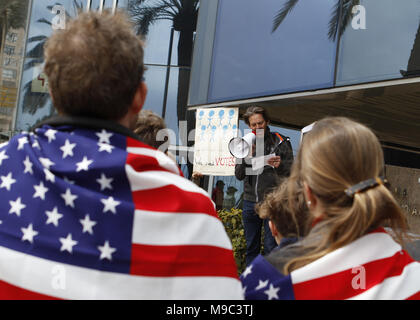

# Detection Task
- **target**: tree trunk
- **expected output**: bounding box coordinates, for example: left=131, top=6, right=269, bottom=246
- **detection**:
left=176, top=28, right=195, bottom=178
left=406, top=23, right=420, bottom=74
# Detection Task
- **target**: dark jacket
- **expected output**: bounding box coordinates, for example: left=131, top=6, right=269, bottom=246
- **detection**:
left=235, top=127, right=294, bottom=203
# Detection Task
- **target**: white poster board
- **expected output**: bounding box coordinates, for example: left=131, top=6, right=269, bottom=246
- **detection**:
left=193, top=107, right=239, bottom=176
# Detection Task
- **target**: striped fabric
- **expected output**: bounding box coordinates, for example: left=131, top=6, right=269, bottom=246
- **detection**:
left=0, top=124, right=243, bottom=300
left=241, top=229, right=420, bottom=300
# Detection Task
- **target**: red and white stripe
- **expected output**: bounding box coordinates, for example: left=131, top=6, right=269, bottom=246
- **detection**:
left=291, top=229, right=420, bottom=300
left=0, top=138, right=242, bottom=299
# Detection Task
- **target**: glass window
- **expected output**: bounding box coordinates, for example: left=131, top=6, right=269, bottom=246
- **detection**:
left=141, top=65, right=167, bottom=116
left=2, top=69, right=17, bottom=80
left=208, top=0, right=338, bottom=103
left=336, top=0, right=420, bottom=85
left=6, top=33, right=18, bottom=43
left=0, top=0, right=30, bottom=133
left=4, top=46, right=15, bottom=56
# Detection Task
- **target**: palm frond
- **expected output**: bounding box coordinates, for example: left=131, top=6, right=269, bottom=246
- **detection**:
left=36, top=18, right=52, bottom=26
left=272, top=0, right=299, bottom=33
left=327, top=0, right=360, bottom=40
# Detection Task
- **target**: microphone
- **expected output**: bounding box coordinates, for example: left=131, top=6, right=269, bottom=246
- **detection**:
left=228, top=132, right=256, bottom=158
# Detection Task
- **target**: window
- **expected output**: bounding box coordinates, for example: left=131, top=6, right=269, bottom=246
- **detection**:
left=208, top=0, right=338, bottom=103
left=2, top=69, right=17, bottom=80
left=6, top=33, right=18, bottom=43
left=4, top=46, right=15, bottom=56
left=3, top=58, right=18, bottom=67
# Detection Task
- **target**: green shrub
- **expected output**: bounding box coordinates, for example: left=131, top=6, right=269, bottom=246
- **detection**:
left=217, top=208, right=246, bottom=276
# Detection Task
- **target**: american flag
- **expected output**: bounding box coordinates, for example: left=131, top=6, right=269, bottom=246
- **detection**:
left=0, top=123, right=243, bottom=299
left=241, top=228, right=420, bottom=300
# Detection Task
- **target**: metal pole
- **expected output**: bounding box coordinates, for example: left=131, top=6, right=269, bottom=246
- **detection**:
left=86, top=0, right=92, bottom=12
left=99, top=0, right=105, bottom=13
left=161, top=27, right=174, bottom=119
left=207, top=175, right=214, bottom=197
left=112, top=0, right=119, bottom=14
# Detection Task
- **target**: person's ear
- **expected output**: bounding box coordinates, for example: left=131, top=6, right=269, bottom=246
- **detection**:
left=131, top=82, right=148, bottom=115
left=268, top=220, right=278, bottom=238
left=303, top=181, right=317, bottom=210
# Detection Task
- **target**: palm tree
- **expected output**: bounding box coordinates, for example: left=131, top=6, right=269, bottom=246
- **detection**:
left=0, top=0, right=29, bottom=58
left=401, top=23, right=420, bottom=77
left=129, top=0, right=199, bottom=178
left=272, top=0, right=360, bottom=41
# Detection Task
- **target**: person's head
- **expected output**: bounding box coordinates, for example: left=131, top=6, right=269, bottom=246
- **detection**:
left=243, top=106, right=270, bottom=134
left=216, top=180, right=225, bottom=190
left=134, top=110, right=168, bottom=151
left=283, top=117, right=407, bottom=273
left=257, top=178, right=310, bottom=245
left=227, top=186, right=238, bottom=195
left=44, top=11, right=147, bottom=129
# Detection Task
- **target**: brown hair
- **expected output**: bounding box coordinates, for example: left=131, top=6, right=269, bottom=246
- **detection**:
left=283, top=117, right=408, bottom=274
left=243, top=106, right=270, bottom=126
left=257, top=178, right=310, bottom=239
left=44, top=11, right=145, bottom=120
left=134, top=110, right=168, bottom=150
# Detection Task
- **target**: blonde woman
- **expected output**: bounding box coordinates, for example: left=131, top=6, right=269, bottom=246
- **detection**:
left=241, top=117, right=420, bottom=300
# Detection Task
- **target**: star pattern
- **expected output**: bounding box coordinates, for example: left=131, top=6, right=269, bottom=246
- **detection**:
left=0, top=150, right=9, bottom=165
left=101, top=196, right=120, bottom=214
left=98, top=241, right=117, bottom=261
left=0, top=128, right=135, bottom=274
left=96, top=130, right=113, bottom=144
left=96, top=173, right=113, bottom=191
left=79, top=214, right=97, bottom=235
left=76, top=156, right=93, bottom=172
left=59, top=233, right=78, bottom=253
left=61, top=188, right=78, bottom=208
left=33, top=181, right=49, bottom=200
left=9, top=197, right=26, bottom=217
left=1, top=172, right=16, bottom=191
left=45, top=207, right=64, bottom=227
left=21, top=224, right=38, bottom=243
left=23, top=156, right=33, bottom=174
left=60, top=139, right=76, bottom=159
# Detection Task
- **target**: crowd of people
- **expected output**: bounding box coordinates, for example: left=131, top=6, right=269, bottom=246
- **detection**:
left=0, top=10, right=419, bottom=300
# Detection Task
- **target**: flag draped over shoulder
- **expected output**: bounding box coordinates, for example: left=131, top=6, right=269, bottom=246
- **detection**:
left=0, top=123, right=243, bottom=300
left=241, top=229, right=420, bottom=300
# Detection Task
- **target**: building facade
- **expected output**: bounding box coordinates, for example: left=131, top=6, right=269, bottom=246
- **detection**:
left=188, top=0, right=420, bottom=231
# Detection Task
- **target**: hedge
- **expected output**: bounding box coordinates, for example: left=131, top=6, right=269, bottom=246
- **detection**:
left=217, top=208, right=247, bottom=276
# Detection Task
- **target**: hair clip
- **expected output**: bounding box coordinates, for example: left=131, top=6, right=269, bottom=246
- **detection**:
left=344, top=176, right=388, bottom=197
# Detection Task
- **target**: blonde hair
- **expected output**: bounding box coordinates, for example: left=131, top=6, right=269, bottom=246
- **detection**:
left=134, top=110, right=168, bottom=150
left=283, top=117, right=408, bottom=274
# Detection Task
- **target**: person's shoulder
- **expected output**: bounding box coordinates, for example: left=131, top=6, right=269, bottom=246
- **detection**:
left=271, top=131, right=290, bottom=142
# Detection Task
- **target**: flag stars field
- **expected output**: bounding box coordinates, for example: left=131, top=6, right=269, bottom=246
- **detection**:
left=59, top=233, right=78, bottom=253
left=61, top=188, right=78, bottom=208
left=9, top=197, right=26, bottom=217
left=76, top=157, right=93, bottom=172
left=21, top=224, right=38, bottom=243
left=96, top=173, right=113, bottom=191
left=0, top=150, right=9, bottom=165
left=45, top=207, right=64, bottom=227
left=98, top=241, right=116, bottom=261
left=23, top=156, right=33, bottom=174
left=96, top=130, right=113, bottom=144
left=101, top=196, right=120, bottom=214
left=1, top=172, right=16, bottom=191
left=79, top=214, right=97, bottom=235
left=60, top=139, right=76, bottom=159
left=33, top=181, right=48, bottom=200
